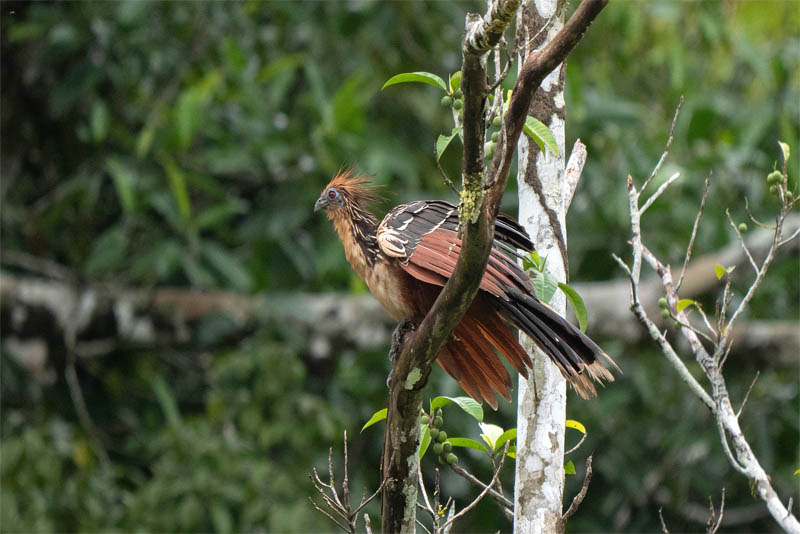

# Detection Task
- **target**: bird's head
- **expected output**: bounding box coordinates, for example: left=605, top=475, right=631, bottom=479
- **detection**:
left=314, top=169, right=379, bottom=215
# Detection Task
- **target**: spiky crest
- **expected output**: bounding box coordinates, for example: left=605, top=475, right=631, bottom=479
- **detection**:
left=324, top=168, right=382, bottom=208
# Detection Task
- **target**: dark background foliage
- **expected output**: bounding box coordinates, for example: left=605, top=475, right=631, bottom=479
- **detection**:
left=1, top=1, right=797, bottom=532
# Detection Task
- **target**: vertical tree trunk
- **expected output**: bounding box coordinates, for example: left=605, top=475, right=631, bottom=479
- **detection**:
left=513, top=0, right=569, bottom=532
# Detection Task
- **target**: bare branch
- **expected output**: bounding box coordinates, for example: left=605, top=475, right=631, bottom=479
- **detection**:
left=308, top=497, right=349, bottom=533
left=726, top=209, right=759, bottom=275
left=707, top=488, right=725, bottom=534
left=562, top=455, right=593, bottom=521
left=564, top=429, right=588, bottom=456
left=641, top=96, right=683, bottom=193
left=450, top=462, right=513, bottom=510
left=676, top=174, right=710, bottom=292
left=564, top=139, right=588, bottom=209
left=441, top=442, right=510, bottom=531
left=640, top=171, right=682, bottom=214
left=736, top=371, right=760, bottom=419
left=659, top=507, right=670, bottom=534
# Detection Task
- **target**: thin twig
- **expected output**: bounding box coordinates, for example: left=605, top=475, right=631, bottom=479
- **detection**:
left=641, top=96, right=683, bottom=193
left=659, top=507, right=670, bottom=533
left=641, top=172, right=682, bottom=214
left=736, top=371, right=760, bottom=418
left=564, top=430, right=588, bottom=456
left=707, top=488, right=725, bottom=534
left=676, top=174, right=710, bottom=292
left=441, top=442, right=510, bottom=531
left=777, top=225, right=800, bottom=248
left=562, top=455, right=593, bottom=521
left=308, top=497, right=349, bottom=533
left=726, top=209, right=759, bottom=275
left=450, top=462, right=513, bottom=509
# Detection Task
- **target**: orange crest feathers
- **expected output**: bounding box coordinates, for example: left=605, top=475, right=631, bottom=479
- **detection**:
left=324, top=168, right=381, bottom=205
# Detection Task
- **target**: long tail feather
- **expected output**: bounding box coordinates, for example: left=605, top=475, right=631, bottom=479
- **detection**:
left=498, top=287, right=619, bottom=399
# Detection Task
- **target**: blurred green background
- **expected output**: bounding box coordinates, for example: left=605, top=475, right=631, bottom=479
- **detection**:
left=1, top=1, right=798, bottom=532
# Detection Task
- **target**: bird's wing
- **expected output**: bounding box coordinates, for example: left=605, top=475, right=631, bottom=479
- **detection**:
left=376, top=200, right=534, bottom=298
left=376, top=199, right=619, bottom=405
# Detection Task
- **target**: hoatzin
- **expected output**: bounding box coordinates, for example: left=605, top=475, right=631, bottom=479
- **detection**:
left=315, top=170, right=618, bottom=408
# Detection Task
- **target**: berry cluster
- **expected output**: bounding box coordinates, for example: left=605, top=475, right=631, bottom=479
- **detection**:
left=421, top=410, right=457, bottom=465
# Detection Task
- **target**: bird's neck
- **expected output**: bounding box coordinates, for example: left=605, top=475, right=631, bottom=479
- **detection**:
left=330, top=203, right=381, bottom=275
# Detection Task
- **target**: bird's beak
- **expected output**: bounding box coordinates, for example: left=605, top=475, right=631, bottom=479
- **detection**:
left=314, top=196, right=328, bottom=212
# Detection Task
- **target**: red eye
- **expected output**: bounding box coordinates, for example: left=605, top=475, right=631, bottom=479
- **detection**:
left=328, top=190, right=336, bottom=199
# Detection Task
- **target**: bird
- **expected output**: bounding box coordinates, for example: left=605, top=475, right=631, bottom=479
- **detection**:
left=315, top=169, right=618, bottom=408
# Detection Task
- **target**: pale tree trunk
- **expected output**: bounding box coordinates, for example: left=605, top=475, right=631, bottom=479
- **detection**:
left=514, top=0, right=569, bottom=532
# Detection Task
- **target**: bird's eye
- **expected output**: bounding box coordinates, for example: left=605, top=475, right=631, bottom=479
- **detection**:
left=327, top=188, right=337, bottom=200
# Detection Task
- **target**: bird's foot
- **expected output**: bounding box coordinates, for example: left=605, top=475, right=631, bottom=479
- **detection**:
left=387, top=319, right=417, bottom=388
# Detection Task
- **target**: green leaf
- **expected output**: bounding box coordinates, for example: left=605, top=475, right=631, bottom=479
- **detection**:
left=566, top=420, right=586, bottom=434
left=84, top=225, right=128, bottom=276
left=715, top=263, right=736, bottom=279
left=160, top=155, right=191, bottom=221
left=430, top=396, right=483, bottom=422
left=778, top=141, right=790, bottom=163
left=382, top=72, right=447, bottom=92
left=361, top=408, right=387, bottom=432
left=506, top=445, right=516, bottom=459
left=181, top=255, right=215, bottom=288
left=200, top=241, right=252, bottom=292
left=90, top=100, right=109, bottom=143
left=523, top=117, right=559, bottom=156
left=564, top=460, right=576, bottom=475
left=676, top=299, right=695, bottom=313
left=152, top=375, right=181, bottom=428
left=531, top=270, right=558, bottom=304
left=494, top=428, right=516, bottom=451
left=195, top=198, right=248, bottom=230
left=176, top=90, right=204, bottom=149
left=558, top=283, right=588, bottom=332
left=523, top=250, right=543, bottom=272
left=447, top=438, right=488, bottom=453
left=136, top=123, right=156, bottom=159
left=419, top=425, right=431, bottom=458
left=794, top=468, right=800, bottom=476
left=449, top=71, right=461, bottom=92
left=436, top=127, right=461, bottom=160
left=106, top=158, right=137, bottom=214
left=479, top=423, right=504, bottom=451
left=210, top=503, right=233, bottom=534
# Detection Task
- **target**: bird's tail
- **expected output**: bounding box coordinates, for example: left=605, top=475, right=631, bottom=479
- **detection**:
left=495, top=287, right=619, bottom=399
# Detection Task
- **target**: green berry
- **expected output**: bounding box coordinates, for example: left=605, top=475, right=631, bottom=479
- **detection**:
left=446, top=453, right=458, bottom=465
left=443, top=441, right=452, bottom=453
left=491, top=131, right=499, bottom=142
left=438, top=455, right=445, bottom=464
left=767, top=170, right=783, bottom=185
left=434, top=415, right=443, bottom=428
left=769, top=185, right=779, bottom=195
left=440, top=96, right=452, bottom=107
left=429, top=428, right=440, bottom=440
left=657, top=297, right=668, bottom=309
left=433, top=442, right=443, bottom=455
left=437, top=431, right=447, bottom=443
left=492, top=116, right=502, bottom=127
left=453, top=99, right=463, bottom=110
left=454, top=89, right=463, bottom=99
left=674, top=321, right=682, bottom=330
left=787, top=191, right=794, bottom=201
left=661, top=309, right=670, bottom=319
left=738, top=223, right=748, bottom=233
left=420, top=415, right=429, bottom=426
